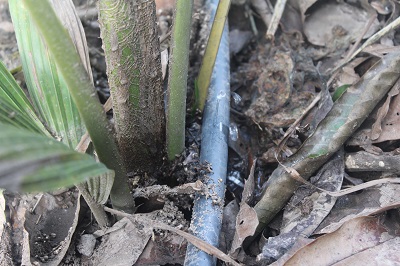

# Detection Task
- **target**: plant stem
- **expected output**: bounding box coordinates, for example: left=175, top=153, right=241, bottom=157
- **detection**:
left=21, top=0, right=135, bottom=213
left=166, top=0, right=194, bottom=160
left=98, top=0, right=165, bottom=174
left=76, top=183, right=109, bottom=228
left=196, top=0, right=231, bottom=112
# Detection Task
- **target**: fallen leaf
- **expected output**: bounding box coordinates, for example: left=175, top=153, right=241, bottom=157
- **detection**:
left=278, top=214, right=399, bottom=265
left=258, top=151, right=344, bottom=263
left=303, top=1, right=379, bottom=47
left=229, top=159, right=259, bottom=257
left=24, top=191, right=80, bottom=266
left=90, top=217, right=152, bottom=266
left=0, top=190, right=13, bottom=265
left=371, top=80, right=400, bottom=140
left=219, top=200, right=240, bottom=253
left=315, top=183, right=400, bottom=234
left=242, top=159, right=256, bottom=204
left=229, top=203, right=259, bottom=257
left=229, top=29, right=252, bottom=55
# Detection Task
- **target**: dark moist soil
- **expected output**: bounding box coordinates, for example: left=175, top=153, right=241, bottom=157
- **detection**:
left=3, top=0, right=392, bottom=265
left=0, top=1, right=216, bottom=264
left=0, top=0, right=287, bottom=264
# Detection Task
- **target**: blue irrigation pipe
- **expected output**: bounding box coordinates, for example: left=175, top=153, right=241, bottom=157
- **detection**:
left=184, top=3, right=230, bottom=266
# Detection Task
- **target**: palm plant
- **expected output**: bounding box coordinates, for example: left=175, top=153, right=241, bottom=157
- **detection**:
left=1, top=0, right=229, bottom=230
left=0, top=0, right=195, bottom=228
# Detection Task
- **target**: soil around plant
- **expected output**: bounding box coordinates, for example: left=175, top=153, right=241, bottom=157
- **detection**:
left=2, top=0, right=400, bottom=265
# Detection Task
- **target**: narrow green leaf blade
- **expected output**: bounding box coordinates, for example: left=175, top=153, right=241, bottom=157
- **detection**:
left=332, top=84, right=351, bottom=102
left=197, top=0, right=231, bottom=111
left=14, top=0, right=136, bottom=212
left=9, top=0, right=87, bottom=148
left=0, top=123, right=114, bottom=192
left=0, top=60, right=48, bottom=135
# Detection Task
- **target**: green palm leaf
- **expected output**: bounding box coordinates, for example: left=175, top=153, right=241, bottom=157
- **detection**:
left=8, top=0, right=115, bottom=206
left=0, top=60, right=48, bottom=135
left=0, top=123, right=114, bottom=192
left=9, top=0, right=87, bottom=148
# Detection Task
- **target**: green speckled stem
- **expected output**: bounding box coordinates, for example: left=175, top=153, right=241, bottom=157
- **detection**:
left=21, top=0, right=135, bottom=213
left=166, top=0, right=194, bottom=160
left=99, top=0, right=165, bottom=174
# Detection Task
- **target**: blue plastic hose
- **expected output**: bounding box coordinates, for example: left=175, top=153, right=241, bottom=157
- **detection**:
left=184, top=2, right=230, bottom=265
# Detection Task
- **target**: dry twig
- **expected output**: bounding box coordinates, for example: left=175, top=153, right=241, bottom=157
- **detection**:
left=266, top=0, right=287, bottom=39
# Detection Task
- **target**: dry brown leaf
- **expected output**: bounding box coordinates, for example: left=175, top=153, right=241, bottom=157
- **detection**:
left=333, top=237, right=400, bottom=265
left=303, top=1, right=379, bottom=47
left=229, top=29, right=252, bottom=55
left=348, top=79, right=400, bottom=145
left=280, top=152, right=344, bottom=231
left=12, top=191, right=81, bottom=266
left=286, top=0, right=317, bottom=23
left=0, top=191, right=13, bottom=265
left=371, top=80, right=400, bottom=140
left=373, top=87, right=400, bottom=142
left=363, top=43, right=400, bottom=56
left=229, top=203, right=258, bottom=257
left=220, top=200, right=240, bottom=253
left=258, top=152, right=344, bottom=263
left=90, top=217, right=152, bottom=265
left=333, top=57, right=367, bottom=88
left=229, top=159, right=259, bottom=257
left=280, top=2, right=302, bottom=33
left=278, top=215, right=399, bottom=265
left=315, top=183, right=400, bottom=234
left=136, top=234, right=186, bottom=265
left=242, top=159, right=256, bottom=204
left=270, top=237, right=314, bottom=266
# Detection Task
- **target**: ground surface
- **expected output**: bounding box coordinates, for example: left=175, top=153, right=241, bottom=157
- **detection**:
left=1, top=0, right=400, bottom=265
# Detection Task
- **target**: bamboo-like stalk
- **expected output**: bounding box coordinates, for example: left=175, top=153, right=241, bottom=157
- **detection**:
left=98, top=0, right=165, bottom=174
left=196, top=0, right=231, bottom=112
left=21, top=0, right=135, bottom=213
left=166, top=0, right=194, bottom=160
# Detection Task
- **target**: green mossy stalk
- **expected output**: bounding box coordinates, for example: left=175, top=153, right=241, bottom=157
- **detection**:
left=21, top=0, right=135, bottom=213
left=98, top=0, right=165, bottom=174
left=166, top=0, right=194, bottom=160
